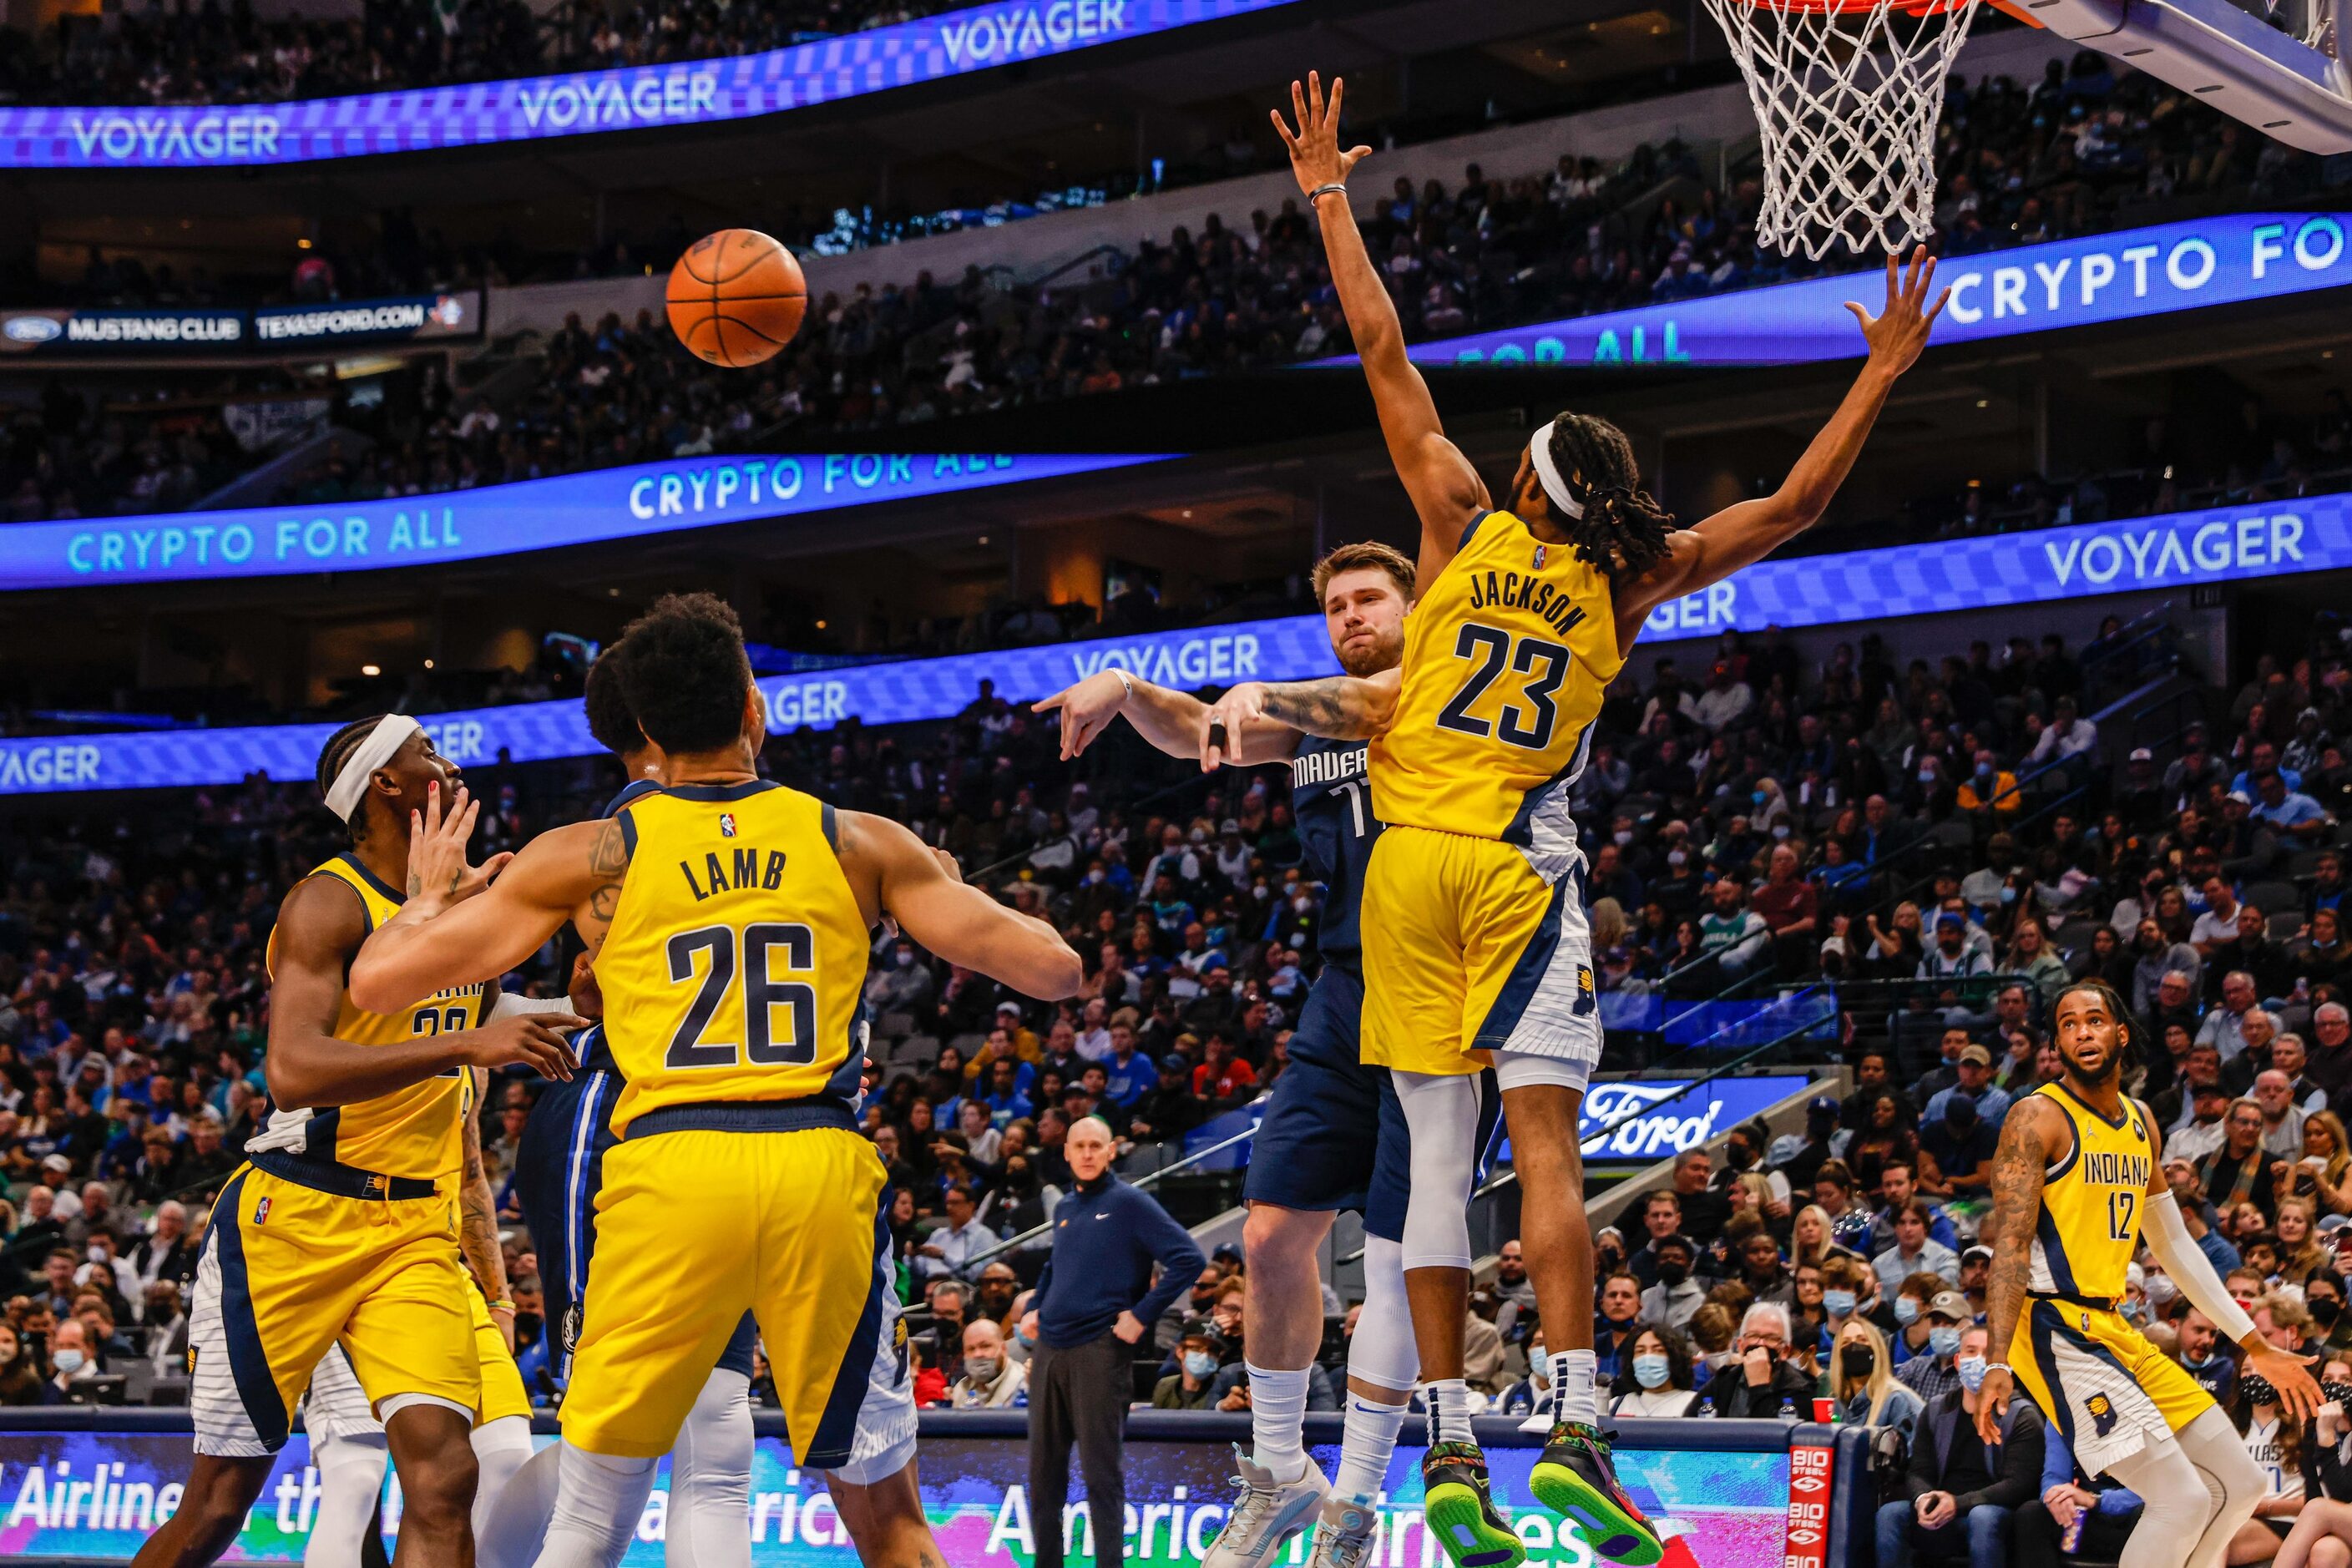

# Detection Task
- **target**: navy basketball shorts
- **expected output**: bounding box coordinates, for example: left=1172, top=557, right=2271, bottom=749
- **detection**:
left=1245, top=966, right=1418, bottom=1243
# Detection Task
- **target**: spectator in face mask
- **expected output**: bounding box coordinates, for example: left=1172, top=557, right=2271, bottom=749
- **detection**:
left=1834, top=1318, right=1925, bottom=1439
left=1696, top=1302, right=1815, bottom=1418
left=949, top=1320, right=1028, bottom=1409
left=1609, top=1325, right=1702, bottom=1418
left=2172, top=1305, right=2240, bottom=1414
left=1874, top=1323, right=2041, bottom=1568
left=1896, top=1291, right=1976, bottom=1403
left=1639, top=1236, right=1704, bottom=1330
left=1153, top=1322, right=1226, bottom=1410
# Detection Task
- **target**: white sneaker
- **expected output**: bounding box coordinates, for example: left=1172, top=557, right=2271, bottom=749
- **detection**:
left=1307, top=1495, right=1380, bottom=1568
left=1201, top=1447, right=1333, bottom=1568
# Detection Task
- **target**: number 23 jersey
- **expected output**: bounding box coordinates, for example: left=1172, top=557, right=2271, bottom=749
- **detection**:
left=597, top=780, right=868, bottom=1137
left=1372, top=509, right=1624, bottom=874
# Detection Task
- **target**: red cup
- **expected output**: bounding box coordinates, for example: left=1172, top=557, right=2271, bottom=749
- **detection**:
left=1813, top=1398, right=1835, bottom=1424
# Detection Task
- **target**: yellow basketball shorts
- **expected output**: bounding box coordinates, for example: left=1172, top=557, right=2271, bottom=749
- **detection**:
left=560, top=1120, right=908, bottom=1467
left=189, top=1163, right=478, bottom=1457
left=1361, top=824, right=1600, bottom=1077
left=469, top=1285, right=533, bottom=1424
left=2013, top=1297, right=2213, bottom=1476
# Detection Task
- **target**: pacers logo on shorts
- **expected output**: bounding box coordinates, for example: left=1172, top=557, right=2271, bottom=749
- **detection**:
left=2085, top=1392, right=2119, bottom=1438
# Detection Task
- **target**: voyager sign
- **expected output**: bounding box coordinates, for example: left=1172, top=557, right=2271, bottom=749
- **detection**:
left=0, top=0, right=1292, bottom=169
left=6, top=489, right=2348, bottom=795
left=1312, top=214, right=2352, bottom=370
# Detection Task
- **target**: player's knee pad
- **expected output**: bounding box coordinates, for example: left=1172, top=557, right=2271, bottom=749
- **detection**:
left=675, top=1368, right=755, bottom=1497
left=1392, top=1071, right=1480, bottom=1272
left=470, top=1415, right=537, bottom=1542
left=306, top=1434, right=391, bottom=1568
left=1346, top=1235, right=1419, bottom=1393
left=476, top=1440, right=564, bottom=1568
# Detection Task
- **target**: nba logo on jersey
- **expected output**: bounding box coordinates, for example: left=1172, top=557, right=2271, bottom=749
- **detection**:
left=252, top=1196, right=271, bottom=1225
left=720, top=813, right=738, bottom=837
left=2085, top=1393, right=2118, bottom=1437
left=1532, top=544, right=1548, bottom=569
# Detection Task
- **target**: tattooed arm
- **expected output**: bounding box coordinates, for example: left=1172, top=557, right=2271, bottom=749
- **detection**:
left=459, top=1065, right=516, bottom=1350
left=349, top=793, right=619, bottom=1020
left=1197, top=667, right=1403, bottom=766
left=1976, top=1094, right=2061, bottom=1445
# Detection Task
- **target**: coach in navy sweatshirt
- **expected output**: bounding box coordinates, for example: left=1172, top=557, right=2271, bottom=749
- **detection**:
left=1019, top=1114, right=1203, bottom=1568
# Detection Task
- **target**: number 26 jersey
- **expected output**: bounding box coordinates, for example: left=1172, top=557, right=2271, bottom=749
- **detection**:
left=1371, top=509, right=1624, bottom=876
left=598, top=780, right=868, bottom=1136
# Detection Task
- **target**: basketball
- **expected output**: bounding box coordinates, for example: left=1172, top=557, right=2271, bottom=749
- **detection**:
left=666, top=229, right=807, bottom=368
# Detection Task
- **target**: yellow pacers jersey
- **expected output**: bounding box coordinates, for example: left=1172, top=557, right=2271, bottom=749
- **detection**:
left=597, top=781, right=868, bottom=1136
left=1373, top=509, right=1625, bottom=869
left=260, top=855, right=485, bottom=1184
left=2030, top=1082, right=2153, bottom=1300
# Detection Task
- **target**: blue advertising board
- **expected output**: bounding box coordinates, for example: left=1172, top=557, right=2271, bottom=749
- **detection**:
left=1, top=451, right=1172, bottom=590
left=1313, top=214, right=2352, bottom=370
left=0, top=292, right=481, bottom=357
left=3, top=488, right=2347, bottom=796
left=0, top=0, right=1292, bottom=169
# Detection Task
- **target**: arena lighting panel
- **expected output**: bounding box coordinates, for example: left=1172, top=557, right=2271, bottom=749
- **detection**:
left=5, top=488, right=2348, bottom=797
left=0, top=0, right=1295, bottom=169
left=1308, top=214, right=2352, bottom=371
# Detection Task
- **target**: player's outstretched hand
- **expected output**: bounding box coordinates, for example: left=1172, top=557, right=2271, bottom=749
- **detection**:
left=1271, top=72, right=1372, bottom=200
left=406, top=781, right=512, bottom=908
left=466, top=1014, right=585, bottom=1082
left=1197, top=683, right=1268, bottom=771
left=2248, top=1342, right=2323, bottom=1421
left=1846, top=245, right=1950, bottom=377
left=1972, top=1364, right=2012, bottom=1446
left=1033, top=672, right=1128, bottom=760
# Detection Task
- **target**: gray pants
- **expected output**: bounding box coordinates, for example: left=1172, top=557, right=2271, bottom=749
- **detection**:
left=1028, top=1331, right=1130, bottom=1568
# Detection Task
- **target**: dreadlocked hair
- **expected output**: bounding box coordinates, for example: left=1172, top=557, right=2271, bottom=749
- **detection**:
left=315, top=713, right=391, bottom=841
left=1540, top=412, right=1677, bottom=583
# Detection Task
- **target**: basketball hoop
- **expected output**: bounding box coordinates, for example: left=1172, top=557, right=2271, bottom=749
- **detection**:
left=1702, top=0, right=1988, bottom=258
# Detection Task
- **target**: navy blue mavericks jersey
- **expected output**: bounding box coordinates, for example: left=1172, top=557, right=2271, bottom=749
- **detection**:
left=1287, top=736, right=1383, bottom=967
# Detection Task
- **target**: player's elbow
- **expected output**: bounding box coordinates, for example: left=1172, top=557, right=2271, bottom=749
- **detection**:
left=1032, top=943, right=1085, bottom=1002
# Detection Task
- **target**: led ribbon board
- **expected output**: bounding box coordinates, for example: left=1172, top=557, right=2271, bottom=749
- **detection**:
left=3, top=452, right=1173, bottom=589
left=1312, top=214, right=2352, bottom=369
left=4, top=488, right=2344, bottom=795
left=0, top=0, right=1294, bottom=169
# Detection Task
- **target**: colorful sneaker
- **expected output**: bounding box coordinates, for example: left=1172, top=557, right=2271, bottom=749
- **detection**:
left=1419, top=1442, right=1525, bottom=1568
left=1306, top=1495, right=1380, bottom=1568
left=1200, top=1448, right=1333, bottom=1568
left=1527, top=1422, right=1663, bottom=1566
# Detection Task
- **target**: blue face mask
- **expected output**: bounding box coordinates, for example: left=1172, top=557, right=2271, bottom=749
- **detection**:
left=1930, top=1326, right=1964, bottom=1358
left=1183, top=1351, right=1217, bottom=1379
left=1823, top=1290, right=1859, bottom=1319
left=1894, top=1298, right=1920, bottom=1326
left=1632, top=1354, right=1672, bottom=1390
left=1955, top=1355, right=1989, bottom=1392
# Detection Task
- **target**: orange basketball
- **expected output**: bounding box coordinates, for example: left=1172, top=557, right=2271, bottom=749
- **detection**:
left=666, top=230, right=807, bottom=368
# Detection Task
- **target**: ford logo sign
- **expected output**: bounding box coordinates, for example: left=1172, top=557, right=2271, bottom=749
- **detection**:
left=3, top=316, right=62, bottom=343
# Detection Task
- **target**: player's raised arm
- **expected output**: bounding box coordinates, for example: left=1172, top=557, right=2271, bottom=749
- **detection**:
left=2137, top=1109, right=2321, bottom=1419
left=1034, top=670, right=1300, bottom=762
left=1611, top=249, right=1950, bottom=652
left=1197, top=667, right=1402, bottom=768
left=1977, top=1093, right=2059, bottom=1444
left=846, top=811, right=1084, bottom=1000
left=348, top=785, right=611, bottom=1015
left=1275, top=73, right=1487, bottom=583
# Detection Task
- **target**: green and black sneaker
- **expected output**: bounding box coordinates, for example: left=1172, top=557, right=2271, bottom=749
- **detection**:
left=1527, top=1421, right=1662, bottom=1566
left=1419, top=1441, right=1525, bottom=1568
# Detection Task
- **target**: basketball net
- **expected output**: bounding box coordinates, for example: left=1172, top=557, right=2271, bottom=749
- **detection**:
left=1702, top=0, right=1985, bottom=258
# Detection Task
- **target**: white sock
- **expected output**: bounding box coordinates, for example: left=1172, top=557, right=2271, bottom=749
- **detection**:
left=1552, top=1351, right=1600, bottom=1428
left=670, top=1368, right=755, bottom=1568
left=1247, top=1362, right=1313, bottom=1483
left=470, top=1414, right=537, bottom=1549
left=1335, top=1393, right=1407, bottom=1504
left=1422, top=1378, right=1474, bottom=1446
left=527, top=1443, right=658, bottom=1568
left=307, top=1434, right=391, bottom=1568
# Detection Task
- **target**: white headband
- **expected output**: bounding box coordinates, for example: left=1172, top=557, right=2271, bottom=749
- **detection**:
left=1527, top=417, right=1586, bottom=522
left=324, top=714, right=422, bottom=821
